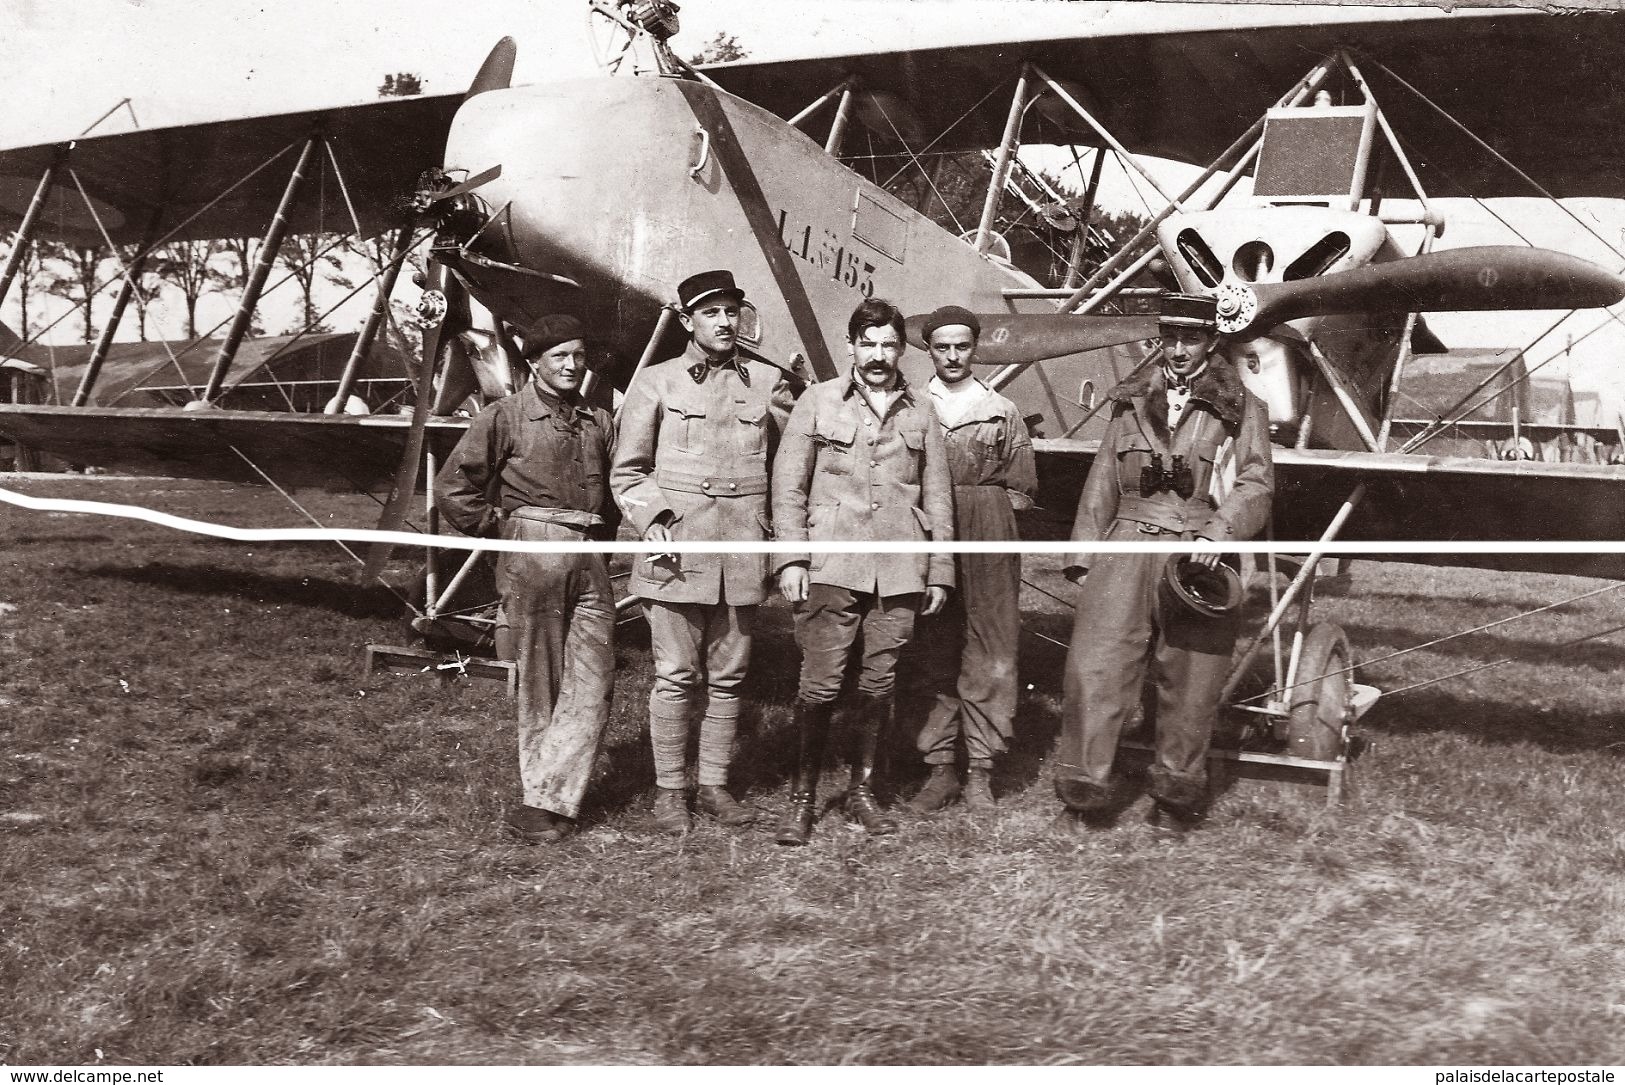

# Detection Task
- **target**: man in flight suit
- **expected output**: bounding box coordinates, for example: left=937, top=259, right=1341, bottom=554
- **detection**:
left=1054, top=293, right=1274, bottom=832
left=611, top=270, right=796, bottom=834
left=771, top=298, right=956, bottom=845
left=435, top=314, right=618, bottom=844
left=906, top=305, right=1036, bottom=814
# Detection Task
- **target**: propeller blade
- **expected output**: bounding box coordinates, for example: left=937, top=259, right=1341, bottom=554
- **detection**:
left=905, top=313, right=1157, bottom=366
left=427, top=164, right=502, bottom=204
left=1218, top=247, right=1625, bottom=336
left=465, top=37, right=516, bottom=100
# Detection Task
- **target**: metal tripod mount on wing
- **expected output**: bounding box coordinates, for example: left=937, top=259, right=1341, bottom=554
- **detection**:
left=360, top=38, right=515, bottom=584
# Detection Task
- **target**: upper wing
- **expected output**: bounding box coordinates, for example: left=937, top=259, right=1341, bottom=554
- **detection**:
left=706, top=7, right=1625, bottom=198
left=0, top=404, right=469, bottom=492
left=0, top=93, right=463, bottom=246
left=1031, top=438, right=1625, bottom=579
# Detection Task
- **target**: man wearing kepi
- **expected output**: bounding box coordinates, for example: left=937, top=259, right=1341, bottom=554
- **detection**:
left=611, top=270, right=795, bottom=834
left=772, top=298, right=955, bottom=845
left=905, top=305, right=1037, bottom=814
left=1054, top=292, right=1273, bottom=833
left=435, top=314, right=618, bottom=844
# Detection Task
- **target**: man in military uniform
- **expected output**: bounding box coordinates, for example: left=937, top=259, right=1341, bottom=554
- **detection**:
left=771, top=298, right=955, bottom=845
left=611, top=270, right=796, bottom=834
left=905, top=305, right=1037, bottom=815
left=435, top=314, right=618, bottom=844
left=1054, top=293, right=1274, bottom=832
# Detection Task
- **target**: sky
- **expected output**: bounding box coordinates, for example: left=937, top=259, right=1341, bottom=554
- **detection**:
left=3, top=0, right=1623, bottom=417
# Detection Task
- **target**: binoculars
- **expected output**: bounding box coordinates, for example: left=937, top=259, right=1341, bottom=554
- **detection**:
left=1140, top=454, right=1195, bottom=499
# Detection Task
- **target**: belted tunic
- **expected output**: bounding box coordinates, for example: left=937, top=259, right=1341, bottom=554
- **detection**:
left=612, top=341, right=795, bottom=605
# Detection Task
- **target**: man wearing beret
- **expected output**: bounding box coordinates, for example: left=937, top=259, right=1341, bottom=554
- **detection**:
left=435, top=314, right=619, bottom=844
left=771, top=297, right=956, bottom=845
left=1054, top=293, right=1274, bottom=834
left=904, top=305, right=1037, bottom=815
left=611, top=270, right=796, bottom=834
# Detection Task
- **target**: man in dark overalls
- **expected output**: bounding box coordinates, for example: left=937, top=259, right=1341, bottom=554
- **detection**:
left=436, top=314, right=619, bottom=844
left=1054, top=293, right=1274, bottom=832
left=905, top=305, right=1036, bottom=814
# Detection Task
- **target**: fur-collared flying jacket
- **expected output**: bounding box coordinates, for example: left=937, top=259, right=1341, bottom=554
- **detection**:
left=1064, top=358, right=1274, bottom=574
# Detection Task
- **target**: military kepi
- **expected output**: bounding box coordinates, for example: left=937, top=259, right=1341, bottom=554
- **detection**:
left=521, top=313, right=588, bottom=359
left=678, top=269, right=747, bottom=311
left=1159, top=292, right=1218, bottom=330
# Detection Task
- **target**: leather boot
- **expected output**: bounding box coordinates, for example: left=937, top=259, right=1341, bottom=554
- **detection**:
left=905, top=764, right=961, bottom=814
left=651, top=786, right=691, bottom=835
left=776, top=700, right=831, bottom=847
left=845, top=694, right=899, bottom=835
left=696, top=784, right=758, bottom=826
left=963, top=766, right=996, bottom=812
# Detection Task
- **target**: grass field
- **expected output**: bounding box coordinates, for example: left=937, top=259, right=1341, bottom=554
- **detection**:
left=3, top=475, right=1624, bottom=1065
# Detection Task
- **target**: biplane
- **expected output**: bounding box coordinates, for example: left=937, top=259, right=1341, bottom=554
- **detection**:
left=3, top=0, right=1625, bottom=790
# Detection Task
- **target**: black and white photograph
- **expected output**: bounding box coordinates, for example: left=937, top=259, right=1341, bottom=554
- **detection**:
left=2, top=0, right=1624, bottom=1068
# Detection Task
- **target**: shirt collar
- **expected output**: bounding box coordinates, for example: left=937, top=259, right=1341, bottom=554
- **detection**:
left=524, top=379, right=589, bottom=421
left=842, top=366, right=911, bottom=401
left=928, top=375, right=990, bottom=400
left=1161, top=360, right=1207, bottom=394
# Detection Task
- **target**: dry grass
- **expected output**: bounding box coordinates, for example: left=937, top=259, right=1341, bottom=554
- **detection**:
left=2, top=476, right=1624, bottom=1065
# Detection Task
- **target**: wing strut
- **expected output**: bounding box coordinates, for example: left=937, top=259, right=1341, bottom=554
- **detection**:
left=973, top=64, right=1032, bottom=254
left=74, top=206, right=166, bottom=406
left=0, top=154, right=61, bottom=312
left=201, top=135, right=322, bottom=404
left=328, top=225, right=416, bottom=413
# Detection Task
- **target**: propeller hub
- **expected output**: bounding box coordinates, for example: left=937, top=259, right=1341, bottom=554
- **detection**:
left=1213, top=283, right=1258, bottom=335
left=417, top=290, right=448, bottom=328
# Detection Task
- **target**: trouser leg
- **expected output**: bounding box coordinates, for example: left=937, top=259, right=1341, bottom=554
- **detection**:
left=1150, top=590, right=1240, bottom=806
left=914, top=587, right=966, bottom=767
left=501, top=524, right=615, bottom=819
left=643, top=600, right=704, bottom=790
left=696, top=604, right=753, bottom=787
left=956, top=549, right=1021, bottom=770
left=792, top=584, right=863, bottom=706
left=1057, top=549, right=1158, bottom=800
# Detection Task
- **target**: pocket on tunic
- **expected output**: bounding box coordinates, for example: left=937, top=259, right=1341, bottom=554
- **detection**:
left=910, top=504, right=933, bottom=539
left=813, top=416, right=858, bottom=475
left=737, top=402, right=769, bottom=456
left=665, top=401, right=709, bottom=454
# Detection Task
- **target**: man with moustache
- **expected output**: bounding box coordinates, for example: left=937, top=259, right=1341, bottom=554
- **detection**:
left=612, top=270, right=796, bottom=834
left=1054, top=292, right=1274, bottom=834
left=771, top=298, right=956, bottom=845
left=435, top=314, right=618, bottom=844
left=905, top=305, right=1036, bottom=815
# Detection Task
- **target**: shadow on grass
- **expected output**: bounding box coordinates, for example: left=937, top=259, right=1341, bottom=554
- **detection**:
left=83, top=561, right=403, bottom=620
left=1361, top=686, right=1625, bottom=756
left=1338, top=620, right=1625, bottom=673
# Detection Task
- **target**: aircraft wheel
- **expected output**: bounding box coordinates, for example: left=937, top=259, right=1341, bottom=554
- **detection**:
left=1286, top=622, right=1353, bottom=761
